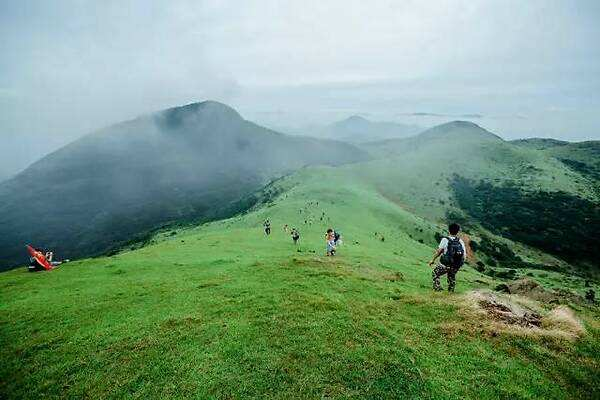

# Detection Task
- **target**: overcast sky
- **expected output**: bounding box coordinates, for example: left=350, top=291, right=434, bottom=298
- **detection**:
left=1, top=0, right=599, bottom=178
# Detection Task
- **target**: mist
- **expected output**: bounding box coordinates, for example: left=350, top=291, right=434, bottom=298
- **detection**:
left=0, top=100, right=370, bottom=267
left=1, top=0, right=600, bottom=179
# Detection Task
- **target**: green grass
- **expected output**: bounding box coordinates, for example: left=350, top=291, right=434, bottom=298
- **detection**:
left=1, top=166, right=598, bottom=399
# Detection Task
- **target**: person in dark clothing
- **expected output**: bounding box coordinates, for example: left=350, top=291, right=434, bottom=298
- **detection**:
left=291, top=228, right=300, bottom=245
left=28, top=256, right=46, bottom=272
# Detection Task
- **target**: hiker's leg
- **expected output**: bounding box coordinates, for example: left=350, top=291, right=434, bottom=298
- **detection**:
left=432, top=263, right=447, bottom=291
left=447, top=269, right=457, bottom=292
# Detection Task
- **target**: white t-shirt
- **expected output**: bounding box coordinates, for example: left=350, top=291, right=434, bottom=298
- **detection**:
left=438, top=236, right=467, bottom=261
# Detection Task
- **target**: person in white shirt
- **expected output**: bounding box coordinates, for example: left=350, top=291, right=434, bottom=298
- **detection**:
left=428, top=223, right=467, bottom=292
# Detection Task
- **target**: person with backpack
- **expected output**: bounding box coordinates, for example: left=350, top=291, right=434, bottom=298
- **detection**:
left=428, top=223, right=467, bottom=292
left=263, top=219, right=271, bottom=235
left=291, top=228, right=300, bottom=245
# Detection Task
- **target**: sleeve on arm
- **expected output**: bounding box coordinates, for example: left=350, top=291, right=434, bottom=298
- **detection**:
left=438, top=238, right=448, bottom=250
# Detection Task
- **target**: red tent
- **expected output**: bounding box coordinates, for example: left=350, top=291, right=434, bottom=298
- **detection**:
left=26, top=245, right=53, bottom=270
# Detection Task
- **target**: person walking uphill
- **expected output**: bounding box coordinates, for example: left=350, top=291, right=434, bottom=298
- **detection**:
left=325, top=228, right=336, bottom=256
left=428, top=223, right=466, bottom=292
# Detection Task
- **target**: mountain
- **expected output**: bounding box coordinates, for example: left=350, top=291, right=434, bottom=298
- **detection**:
left=364, top=120, right=502, bottom=154
left=0, top=101, right=368, bottom=269
left=415, top=120, right=502, bottom=141
left=322, top=115, right=423, bottom=143
left=358, top=121, right=599, bottom=270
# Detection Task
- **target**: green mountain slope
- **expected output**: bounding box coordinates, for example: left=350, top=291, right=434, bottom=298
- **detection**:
left=0, top=101, right=368, bottom=269
left=1, top=165, right=598, bottom=399
left=510, top=138, right=569, bottom=150
left=520, top=140, right=600, bottom=184
left=359, top=122, right=599, bottom=270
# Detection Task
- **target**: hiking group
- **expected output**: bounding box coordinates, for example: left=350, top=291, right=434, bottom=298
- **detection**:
left=263, top=219, right=467, bottom=292
left=27, top=219, right=467, bottom=293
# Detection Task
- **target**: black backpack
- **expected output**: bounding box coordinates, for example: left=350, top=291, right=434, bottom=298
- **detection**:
left=441, top=237, right=465, bottom=269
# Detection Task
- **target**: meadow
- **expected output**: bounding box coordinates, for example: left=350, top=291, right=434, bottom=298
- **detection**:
left=1, top=167, right=598, bottom=399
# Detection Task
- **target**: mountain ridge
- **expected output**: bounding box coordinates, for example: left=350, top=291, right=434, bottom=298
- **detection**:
left=0, top=101, right=368, bottom=269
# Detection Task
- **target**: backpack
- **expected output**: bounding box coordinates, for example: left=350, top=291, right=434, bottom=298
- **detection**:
left=441, top=237, right=465, bottom=269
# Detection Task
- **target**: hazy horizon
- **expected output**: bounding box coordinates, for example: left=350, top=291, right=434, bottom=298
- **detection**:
left=1, top=0, right=599, bottom=179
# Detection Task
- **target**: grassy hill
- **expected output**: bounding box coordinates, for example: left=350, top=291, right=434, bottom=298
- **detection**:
left=1, top=162, right=599, bottom=399
left=514, top=139, right=600, bottom=186
left=360, top=122, right=599, bottom=272
left=1, top=119, right=599, bottom=399
left=0, top=101, right=367, bottom=269
left=510, top=138, right=569, bottom=150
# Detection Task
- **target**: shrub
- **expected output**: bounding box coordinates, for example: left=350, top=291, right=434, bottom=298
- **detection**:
left=494, top=283, right=510, bottom=293
left=475, top=261, right=485, bottom=272
left=450, top=175, right=599, bottom=266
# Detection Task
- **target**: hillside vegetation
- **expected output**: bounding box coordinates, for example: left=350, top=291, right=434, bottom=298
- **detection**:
left=1, top=165, right=599, bottom=399
left=359, top=122, right=598, bottom=272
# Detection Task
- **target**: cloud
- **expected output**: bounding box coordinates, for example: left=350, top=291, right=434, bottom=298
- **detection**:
left=399, top=113, right=484, bottom=119
left=1, top=0, right=599, bottom=177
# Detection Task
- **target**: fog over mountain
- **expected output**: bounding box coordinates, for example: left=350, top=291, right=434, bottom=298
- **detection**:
left=2, top=1, right=600, bottom=178
left=273, top=116, right=423, bottom=143
left=0, top=101, right=367, bottom=268
left=323, top=116, right=423, bottom=143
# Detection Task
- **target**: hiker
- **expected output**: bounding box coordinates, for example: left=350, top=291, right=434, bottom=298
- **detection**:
left=325, top=228, right=336, bottom=256
left=263, top=219, right=271, bottom=235
left=428, top=223, right=466, bottom=292
left=283, top=224, right=289, bottom=233
left=291, top=228, right=300, bottom=245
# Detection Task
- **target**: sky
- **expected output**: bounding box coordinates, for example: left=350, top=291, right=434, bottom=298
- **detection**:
left=1, top=0, right=599, bottom=179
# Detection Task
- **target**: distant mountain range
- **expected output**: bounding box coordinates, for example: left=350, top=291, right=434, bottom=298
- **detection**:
left=320, top=115, right=423, bottom=143
left=1, top=101, right=598, bottom=271
left=0, top=101, right=368, bottom=269
left=273, top=115, right=424, bottom=143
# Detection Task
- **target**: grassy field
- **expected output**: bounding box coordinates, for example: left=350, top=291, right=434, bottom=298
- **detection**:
left=1, top=166, right=599, bottom=399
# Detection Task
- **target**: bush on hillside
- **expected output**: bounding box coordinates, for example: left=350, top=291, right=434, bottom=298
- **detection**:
left=450, top=175, right=599, bottom=268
